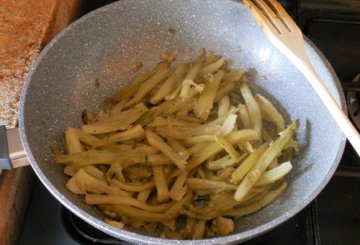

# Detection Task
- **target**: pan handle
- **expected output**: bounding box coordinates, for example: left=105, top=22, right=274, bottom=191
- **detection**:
left=0, top=125, right=29, bottom=169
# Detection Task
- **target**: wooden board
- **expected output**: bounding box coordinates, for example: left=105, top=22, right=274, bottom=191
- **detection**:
left=0, top=1, right=81, bottom=244
left=0, top=0, right=81, bottom=129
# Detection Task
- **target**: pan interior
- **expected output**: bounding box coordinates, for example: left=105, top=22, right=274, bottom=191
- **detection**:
left=20, top=0, right=345, bottom=243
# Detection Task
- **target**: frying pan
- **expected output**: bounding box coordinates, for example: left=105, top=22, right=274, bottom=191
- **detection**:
left=1, top=0, right=346, bottom=244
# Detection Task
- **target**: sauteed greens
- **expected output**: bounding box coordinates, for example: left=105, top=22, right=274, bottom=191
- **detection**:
left=55, top=49, right=299, bottom=239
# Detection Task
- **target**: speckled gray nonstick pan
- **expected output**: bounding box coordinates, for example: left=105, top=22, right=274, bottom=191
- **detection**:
left=19, top=0, right=346, bottom=244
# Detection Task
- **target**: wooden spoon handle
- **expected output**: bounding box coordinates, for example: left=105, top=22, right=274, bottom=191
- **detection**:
left=298, top=59, right=360, bottom=155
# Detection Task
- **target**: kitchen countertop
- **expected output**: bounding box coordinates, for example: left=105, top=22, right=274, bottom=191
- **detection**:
left=0, top=1, right=81, bottom=244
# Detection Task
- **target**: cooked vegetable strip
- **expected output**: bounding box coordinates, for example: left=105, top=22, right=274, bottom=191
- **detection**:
left=238, top=104, right=251, bottom=129
left=56, top=150, right=141, bottom=168
left=137, top=189, right=152, bottom=202
left=199, top=58, right=224, bottom=75
left=95, top=125, right=145, bottom=147
left=86, top=194, right=170, bottom=212
left=193, top=194, right=241, bottom=220
left=106, top=220, right=125, bottom=229
left=216, top=216, right=235, bottom=236
left=231, top=143, right=268, bottom=183
left=182, top=129, right=260, bottom=173
left=239, top=141, right=254, bottom=153
left=219, top=114, right=237, bottom=135
left=153, top=166, right=170, bottom=202
left=210, top=167, right=236, bottom=182
left=223, top=68, right=245, bottom=82
left=98, top=102, right=148, bottom=124
left=166, top=192, right=193, bottom=216
left=214, top=81, right=236, bottom=102
left=218, top=96, right=230, bottom=118
left=149, top=116, right=198, bottom=128
left=126, top=63, right=170, bottom=107
left=110, top=179, right=155, bottom=192
left=225, top=182, right=287, bottom=218
left=158, top=88, right=198, bottom=116
left=64, top=165, right=77, bottom=176
left=255, top=161, right=293, bottom=186
left=186, top=178, right=237, bottom=191
left=187, top=141, right=210, bottom=155
left=150, top=63, right=188, bottom=104
left=208, top=154, right=245, bottom=171
left=167, top=139, right=189, bottom=161
left=195, top=70, right=224, bottom=120
left=155, top=124, right=221, bottom=140
left=136, top=108, right=159, bottom=126
left=234, top=121, right=298, bottom=201
left=111, top=205, right=173, bottom=222
left=66, top=169, right=130, bottom=196
left=180, top=48, right=206, bottom=99
left=113, top=70, right=154, bottom=101
left=83, top=165, right=105, bottom=180
left=65, top=128, right=84, bottom=154
left=169, top=171, right=188, bottom=201
left=106, top=162, right=125, bottom=182
left=255, top=94, right=285, bottom=132
left=162, top=219, right=176, bottom=231
left=58, top=49, right=299, bottom=239
left=146, top=129, right=186, bottom=169
left=111, top=99, right=127, bottom=115
left=77, top=130, right=102, bottom=147
left=56, top=150, right=117, bottom=165
left=147, top=154, right=172, bottom=165
left=192, top=220, right=206, bottom=239
left=188, top=135, right=215, bottom=144
left=240, top=80, right=262, bottom=141
left=82, top=103, right=148, bottom=134
left=215, top=136, right=240, bottom=161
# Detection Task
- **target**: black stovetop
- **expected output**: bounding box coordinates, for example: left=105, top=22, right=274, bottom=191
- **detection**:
left=18, top=1, right=360, bottom=244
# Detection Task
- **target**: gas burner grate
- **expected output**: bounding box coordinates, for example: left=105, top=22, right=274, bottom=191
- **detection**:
left=347, top=73, right=360, bottom=131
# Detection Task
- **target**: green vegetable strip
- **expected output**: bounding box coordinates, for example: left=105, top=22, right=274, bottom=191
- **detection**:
left=223, top=68, right=245, bottom=82
left=86, top=194, right=170, bottom=212
left=112, top=70, right=154, bottom=101
left=240, top=79, right=262, bottom=141
left=146, top=129, right=186, bottom=169
left=66, top=169, right=130, bottom=196
left=150, top=63, right=188, bottom=104
left=179, top=129, right=259, bottom=174
left=255, top=94, right=285, bottom=132
left=111, top=205, right=172, bottom=222
left=65, top=127, right=83, bottom=154
left=94, top=125, right=145, bottom=147
left=225, top=182, right=287, bottom=218
left=126, top=63, right=170, bottom=107
left=180, top=48, right=206, bottom=99
left=214, top=81, right=236, bottom=102
left=215, top=136, right=240, bottom=161
left=255, top=161, right=293, bottom=186
left=231, top=142, right=268, bottom=183
left=234, top=121, right=298, bottom=201
left=195, top=70, right=224, bottom=120
left=186, top=178, right=237, bottom=191
left=82, top=103, right=148, bottom=134
left=199, top=58, right=224, bottom=75
left=110, top=179, right=155, bottom=192
left=207, top=155, right=237, bottom=170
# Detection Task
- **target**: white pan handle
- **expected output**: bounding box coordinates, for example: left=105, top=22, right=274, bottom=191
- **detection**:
left=0, top=125, right=29, bottom=169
